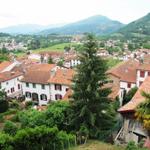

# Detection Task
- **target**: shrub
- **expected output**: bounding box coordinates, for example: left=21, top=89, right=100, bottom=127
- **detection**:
left=0, top=133, right=13, bottom=150
left=25, top=101, right=33, bottom=109
left=125, top=141, right=138, bottom=150
left=3, top=121, right=18, bottom=136
left=9, top=100, right=19, bottom=109
left=0, top=100, right=9, bottom=113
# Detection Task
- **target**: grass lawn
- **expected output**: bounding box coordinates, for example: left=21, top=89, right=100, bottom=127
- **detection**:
left=33, top=43, right=76, bottom=53
left=70, top=140, right=125, bottom=150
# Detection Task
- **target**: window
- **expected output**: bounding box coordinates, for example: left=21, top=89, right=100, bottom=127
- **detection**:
left=140, top=71, right=145, bottom=78
left=41, top=84, right=45, bottom=89
left=7, top=90, right=9, bottom=93
left=6, top=82, right=8, bottom=85
left=55, top=84, right=62, bottom=91
left=11, top=88, right=15, bottom=93
left=55, top=94, right=62, bottom=100
left=26, top=83, right=29, bottom=87
left=25, top=92, right=31, bottom=98
left=40, top=94, right=47, bottom=101
left=148, top=72, right=150, bottom=76
left=33, top=83, right=36, bottom=88
left=66, top=88, right=69, bottom=92
left=127, top=83, right=131, bottom=88
left=18, top=84, right=21, bottom=89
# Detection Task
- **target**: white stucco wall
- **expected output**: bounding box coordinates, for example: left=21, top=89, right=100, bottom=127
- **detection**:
left=50, top=84, right=69, bottom=100
left=0, top=75, right=22, bottom=97
left=136, top=70, right=150, bottom=87
left=22, top=82, right=51, bottom=105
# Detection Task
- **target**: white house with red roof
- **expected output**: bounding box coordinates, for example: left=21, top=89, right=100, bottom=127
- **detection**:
left=21, top=64, right=74, bottom=105
left=0, top=71, right=23, bottom=97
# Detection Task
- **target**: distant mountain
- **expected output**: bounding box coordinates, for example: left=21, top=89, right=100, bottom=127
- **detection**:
left=0, top=23, right=66, bottom=35
left=40, top=15, right=124, bottom=35
left=116, top=13, right=150, bottom=38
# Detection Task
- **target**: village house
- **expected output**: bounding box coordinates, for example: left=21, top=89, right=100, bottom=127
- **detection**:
left=107, top=59, right=139, bottom=105
left=116, top=77, right=150, bottom=146
left=0, top=71, right=23, bottom=98
left=20, top=63, right=74, bottom=105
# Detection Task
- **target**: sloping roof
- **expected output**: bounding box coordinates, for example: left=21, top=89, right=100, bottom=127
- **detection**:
left=118, top=77, right=150, bottom=113
left=21, top=70, right=51, bottom=84
left=137, top=63, right=150, bottom=71
left=107, top=59, right=139, bottom=83
left=21, top=63, right=74, bottom=85
left=62, top=89, right=72, bottom=100
left=48, top=69, right=75, bottom=85
left=0, top=61, right=12, bottom=72
left=0, top=71, right=22, bottom=82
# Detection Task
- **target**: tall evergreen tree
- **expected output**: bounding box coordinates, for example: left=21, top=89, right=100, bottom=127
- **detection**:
left=71, top=34, right=116, bottom=140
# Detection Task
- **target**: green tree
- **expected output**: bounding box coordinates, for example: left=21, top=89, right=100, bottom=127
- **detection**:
left=123, top=87, right=138, bottom=105
left=136, top=91, right=150, bottom=137
left=71, top=34, right=117, bottom=140
left=48, top=56, right=54, bottom=64
left=0, top=90, right=8, bottom=113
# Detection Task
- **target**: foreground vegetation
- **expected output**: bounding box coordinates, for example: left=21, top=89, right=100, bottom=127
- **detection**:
left=70, top=140, right=124, bottom=150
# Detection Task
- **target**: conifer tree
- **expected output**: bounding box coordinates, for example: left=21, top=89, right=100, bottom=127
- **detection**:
left=71, top=34, right=116, bottom=140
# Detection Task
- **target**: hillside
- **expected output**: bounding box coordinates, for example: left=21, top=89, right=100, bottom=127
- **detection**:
left=40, top=15, right=124, bottom=35
left=0, top=24, right=66, bottom=35
left=116, top=13, right=150, bottom=38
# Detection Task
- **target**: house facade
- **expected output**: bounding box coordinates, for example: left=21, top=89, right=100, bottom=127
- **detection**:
left=21, top=64, right=74, bottom=105
left=0, top=71, right=23, bottom=98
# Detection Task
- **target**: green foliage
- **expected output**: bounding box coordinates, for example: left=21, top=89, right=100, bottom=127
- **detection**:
left=17, top=101, right=72, bottom=131
left=106, top=58, right=121, bottom=69
left=48, top=56, right=54, bottom=64
left=9, top=100, right=19, bottom=109
left=25, top=101, right=33, bottom=109
left=0, top=133, right=13, bottom=150
left=71, top=34, right=117, bottom=140
left=17, top=109, right=46, bottom=128
left=0, top=126, right=76, bottom=150
left=125, top=141, right=138, bottom=150
left=3, top=121, right=18, bottom=136
left=0, top=90, right=8, bottom=113
left=136, top=91, right=150, bottom=134
left=123, top=87, right=138, bottom=105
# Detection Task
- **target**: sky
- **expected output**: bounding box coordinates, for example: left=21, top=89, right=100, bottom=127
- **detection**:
left=0, top=0, right=149, bottom=28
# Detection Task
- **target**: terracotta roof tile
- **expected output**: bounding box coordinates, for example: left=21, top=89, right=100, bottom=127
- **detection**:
left=107, top=59, right=139, bottom=83
left=0, top=71, right=22, bottom=82
left=48, top=69, right=75, bottom=85
left=118, top=77, right=150, bottom=112
left=0, top=61, right=12, bottom=72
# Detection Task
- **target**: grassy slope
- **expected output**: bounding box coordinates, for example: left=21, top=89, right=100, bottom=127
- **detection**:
left=33, top=43, right=75, bottom=53
left=70, top=140, right=124, bottom=150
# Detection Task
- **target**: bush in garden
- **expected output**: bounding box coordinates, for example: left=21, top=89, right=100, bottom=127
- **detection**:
left=3, top=121, right=18, bottom=136
left=9, top=100, right=19, bottom=109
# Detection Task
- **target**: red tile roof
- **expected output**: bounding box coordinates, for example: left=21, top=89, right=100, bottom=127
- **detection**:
left=118, top=77, right=150, bottom=113
left=0, top=71, right=22, bottom=82
left=107, top=59, right=139, bottom=83
left=0, top=61, right=12, bottom=72
left=48, top=69, right=75, bottom=85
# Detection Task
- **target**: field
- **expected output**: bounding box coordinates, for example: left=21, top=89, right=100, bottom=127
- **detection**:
left=14, top=43, right=76, bottom=57
left=33, top=42, right=76, bottom=53
left=70, top=140, right=125, bottom=150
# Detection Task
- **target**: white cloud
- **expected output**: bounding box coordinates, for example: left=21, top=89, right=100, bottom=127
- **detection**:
left=0, top=0, right=149, bottom=28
